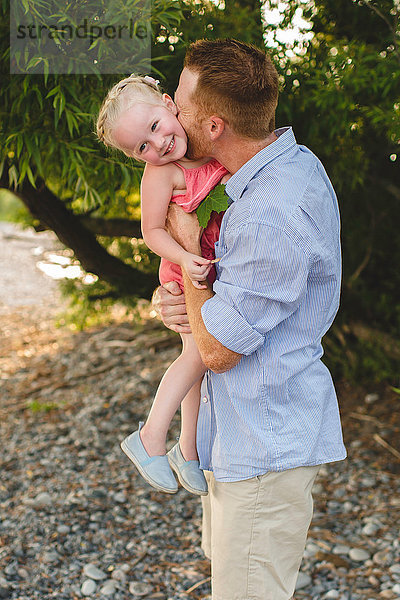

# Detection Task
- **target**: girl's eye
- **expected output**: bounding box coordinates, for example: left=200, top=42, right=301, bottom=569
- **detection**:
left=151, top=122, right=158, bottom=132
left=139, top=142, right=147, bottom=153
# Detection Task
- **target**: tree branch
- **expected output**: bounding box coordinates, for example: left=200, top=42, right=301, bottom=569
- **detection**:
left=34, top=216, right=142, bottom=238
left=360, top=0, right=400, bottom=63
left=75, top=216, right=142, bottom=238
left=346, top=199, right=375, bottom=289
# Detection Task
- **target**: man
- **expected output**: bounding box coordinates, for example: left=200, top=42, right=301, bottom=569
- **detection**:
left=154, top=39, right=347, bottom=600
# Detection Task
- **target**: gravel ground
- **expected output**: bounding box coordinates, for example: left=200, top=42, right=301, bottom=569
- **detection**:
left=1, top=223, right=399, bottom=600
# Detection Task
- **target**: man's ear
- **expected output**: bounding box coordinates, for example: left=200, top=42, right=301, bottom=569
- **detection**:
left=162, top=93, right=177, bottom=115
left=207, top=116, right=225, bottom=141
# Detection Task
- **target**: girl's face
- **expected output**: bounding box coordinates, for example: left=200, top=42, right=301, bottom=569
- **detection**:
left=112, top=95, right=188, bottom=166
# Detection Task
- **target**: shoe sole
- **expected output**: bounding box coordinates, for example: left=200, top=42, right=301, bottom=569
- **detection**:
left=168, top=455, right=208, bottom=496
left=120, top=439, right=178, bottom=494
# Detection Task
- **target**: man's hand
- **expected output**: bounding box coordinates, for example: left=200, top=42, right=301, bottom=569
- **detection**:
left=166, top=203, right=202, bottom=255
left=152, top=281, right=191, bottom=334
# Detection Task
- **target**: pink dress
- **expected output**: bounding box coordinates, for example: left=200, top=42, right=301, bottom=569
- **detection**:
left=159, top=159, right=229, bottom=292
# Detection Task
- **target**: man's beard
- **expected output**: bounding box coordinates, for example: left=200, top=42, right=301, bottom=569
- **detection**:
left=185, top=124, right=211, bottom=160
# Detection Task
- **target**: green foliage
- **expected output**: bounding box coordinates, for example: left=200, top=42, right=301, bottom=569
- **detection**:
left=0, top=189, right=31, bottom=223
left=1, top=0, right=184, bottom=211
left=196, top=184, right=229, bottom=228
left=151, top=0, right=265, bottom=94
left=10, top=0, right=155, bottom=76
left=56, top=235, right=159, bottom=329
left=272, top=0, right=400, bottom=337
left=1, top=0, right=399, bottom=386
left=56, top=278, right=139, bottom=330
left=323, top=323, right=400, bottom=385
left=0, top=0, right=183, bottom=324
left=2, top=70, right=142, bottom=212
left=26, top=399, right=61, bottom=413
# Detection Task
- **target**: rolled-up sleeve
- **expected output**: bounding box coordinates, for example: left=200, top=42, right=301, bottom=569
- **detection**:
left=201, top=221, right=311, bottom=355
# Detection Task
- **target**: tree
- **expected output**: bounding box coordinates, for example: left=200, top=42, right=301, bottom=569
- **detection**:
left=1, top=0, right=399, bottom=382
left=262, top=0, right=400, bottom=382
left=151, top=0, right=266, bottom=95
left=266, top=0, right=400, bottom=336
left=0, top=0, right=265, bottom=302
left=0, top=0, right=184, bottom=300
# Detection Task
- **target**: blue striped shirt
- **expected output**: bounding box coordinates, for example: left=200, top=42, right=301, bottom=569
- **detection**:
left=198, top=127, right=347, bottom=481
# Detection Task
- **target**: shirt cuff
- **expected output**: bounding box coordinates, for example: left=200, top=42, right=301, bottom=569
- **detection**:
left=201, top=294, right=264, bottom=355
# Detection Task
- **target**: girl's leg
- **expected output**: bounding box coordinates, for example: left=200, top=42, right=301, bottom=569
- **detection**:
left=180, top=379, right=202, bottom=461
left=140, top=333, right=206, bottom=457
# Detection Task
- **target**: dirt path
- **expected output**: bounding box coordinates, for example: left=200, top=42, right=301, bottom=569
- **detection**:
left=0, top=222, right=70, bottom=377
left=0, top=222, right=62, bottom=309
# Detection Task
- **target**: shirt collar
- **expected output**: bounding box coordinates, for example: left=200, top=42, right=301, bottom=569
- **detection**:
left=225, top=127, right=297, bottom=202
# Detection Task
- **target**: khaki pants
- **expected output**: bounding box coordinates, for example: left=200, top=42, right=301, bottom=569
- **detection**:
left=201, top=465, right=320, bottom=600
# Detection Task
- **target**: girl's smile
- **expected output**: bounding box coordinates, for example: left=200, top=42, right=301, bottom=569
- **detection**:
left=112, top=95, right=188, bottom=166
left=164, top=137, right=175, bottom=155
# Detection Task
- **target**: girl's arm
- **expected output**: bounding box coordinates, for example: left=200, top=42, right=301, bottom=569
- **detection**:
left=141, top=163, right=192, bottom=264
left=141, top=164, right=212, bottom=287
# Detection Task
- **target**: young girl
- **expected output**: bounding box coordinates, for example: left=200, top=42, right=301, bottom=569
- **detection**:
left=96, top=75, right=229, bottom=495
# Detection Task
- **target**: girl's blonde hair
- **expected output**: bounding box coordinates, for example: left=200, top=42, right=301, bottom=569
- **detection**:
left=96, top=75, right=163, bottom=151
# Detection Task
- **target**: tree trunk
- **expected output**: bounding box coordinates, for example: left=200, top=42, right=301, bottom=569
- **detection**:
left=35, top=216, right=142, bottom=239
left=0, top=170, right=158, bottom=299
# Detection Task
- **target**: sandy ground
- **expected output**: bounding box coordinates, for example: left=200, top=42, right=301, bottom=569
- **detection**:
left=0, top=222, right=62, bottom=311
left=0, top=222, right=68, bottom=364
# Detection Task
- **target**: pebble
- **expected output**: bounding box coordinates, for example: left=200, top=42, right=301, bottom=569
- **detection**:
left=57, top=524, right=71, bottom=534
left=120, top=563, right=131, bottom=572
left=333, top=544, right=351, bottom=555
left=304, top=542, right=319, bottom=557
left=17, top=568, right=29, bottom=579
left=41, top=550, right=60, bottom=563
left=114, top=492, right=127, bottom=503
left=349, top=548, right=370, bottom=561
left=32, top=491, right=53, bottom=507
left=81, top=579, right=97, bottom=595
left=295, top=573, right=312, bottom=590
left=365, top=393, right=379, bottom=404
left=100, top=580, right=119, bottom=595
left=324, top=591, right=340, bottom=599
left=83, top=563, right=108, bottom=580
left=361, top=476, right=377, bottom=487
left=111, top=568, right=127, bottom=582
left=389, top=565, right=400, bottom=575
left=392, top=583, right=400, bottom=594
left=373, top=550, right=394, bottom=566
left=3, top=563, right=17, bottom=577
left=129, top=581, right=154, bottom=596
left=312, top=483, right=324, bottom=495
left=380, top=591, right=396, bottom=599
left=362, top=522, right=380, bottom=535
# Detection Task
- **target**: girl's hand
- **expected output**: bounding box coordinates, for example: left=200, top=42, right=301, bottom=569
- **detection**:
left=181, top=253, right=212, bottom=289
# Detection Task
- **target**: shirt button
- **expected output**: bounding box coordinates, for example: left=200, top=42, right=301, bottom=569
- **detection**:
left=202, top=396, right=208, bottom=403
